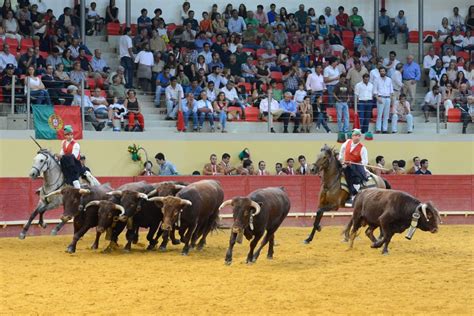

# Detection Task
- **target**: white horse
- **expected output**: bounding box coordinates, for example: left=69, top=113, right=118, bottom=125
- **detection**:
left=19, top=149, right=99, bottom=239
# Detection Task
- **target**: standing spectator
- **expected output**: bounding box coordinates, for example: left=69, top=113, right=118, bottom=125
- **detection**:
left=354, top=74, right=375, bottom=133
left=306, top=63, right=326, bottom=104
left=402, top=55, right=421, bottom=106
left=349, top=7, right=364, bottom=33
left=415, top=159, right=432, bottom=175
left=379, top=8, right=392, bottom=45
left=422, top=85, right=443, bottom=122
left=346, top=60, right=368, bottom=90
left=323, top=57, right=340, bottom=108
left=124, top=89, right=144, bottom=132
left=423, top=47, right=440, bottom=88
left=279, top=91, right=301, bottom=133
left=105, top=0, right=119, bottom=24
left=392, top=63, right=404, bottom=101
left=392, top=10, right=408, bottom=44
left=275, top=163, right=285, bottom=176
left=119, top=27, right=134, bottom=89
left=392, top=93, right=414, bottom=134
left=25, top=65, right=52, bottom=105
left=134, top=44, right=153, bottom=92
left=296, top=155, right=310, bottom=175
left=155, top=153, right=178, bottom=175
left=374, top=156, right=390, bottom=176
left=164, top=77, right=184, bottom=120
left=196, top=91, right=215, bottom=132
left=373, top=67, right=394, bottom=133
left=465, top=6, right=474, bottom=31
left=461, top=96, right=474, bottom=134
left=333, top=73, right=351, bottom=133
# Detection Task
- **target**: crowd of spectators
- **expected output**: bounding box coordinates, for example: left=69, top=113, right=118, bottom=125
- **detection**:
left=0, top=1, right=471, bottom=133
left=138, top=151, right=433, bottom=176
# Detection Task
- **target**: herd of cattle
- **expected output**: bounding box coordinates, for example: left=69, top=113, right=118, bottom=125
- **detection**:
left=31, top=179, right=441, bottom=262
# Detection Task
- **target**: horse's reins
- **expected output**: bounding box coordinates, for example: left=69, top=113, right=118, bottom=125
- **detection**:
left=322, top=154, right=342, bottom=191
left=36, top=152, right=66, bottom=195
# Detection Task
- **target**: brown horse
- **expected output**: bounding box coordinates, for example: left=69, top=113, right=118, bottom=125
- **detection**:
left=304, top=144, right=389, bottom=244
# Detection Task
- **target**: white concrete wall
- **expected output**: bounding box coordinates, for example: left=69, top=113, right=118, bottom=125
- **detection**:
left=14, top=0, right=471, bottom=32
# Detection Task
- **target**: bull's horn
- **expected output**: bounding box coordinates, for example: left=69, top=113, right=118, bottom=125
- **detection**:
left=148, top=196, right=165, bottom=202
left=174, top=184, right=186, bottom=190
left=107, top=190, right=123, bottom=196
left=421, top=203, right=429, bottom=222
left=147, top=189, right=157, bottom=197
left=79, top=189, right=90, bottom=195
left=137, top=192, right=148, bottom=200
left=250, top=201, right=261, bottom=216
left=85, top=200, right=101, bottom=209
left=114, top=204, right=125, bottom=216
left=219, top=199, right=233, bottom=210
left=180, top=199, right=192, bottom=206
left=43, top=189, right=62, bottom=199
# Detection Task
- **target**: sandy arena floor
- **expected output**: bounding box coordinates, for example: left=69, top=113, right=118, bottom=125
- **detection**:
left=1, top=226, right=473, bottom=315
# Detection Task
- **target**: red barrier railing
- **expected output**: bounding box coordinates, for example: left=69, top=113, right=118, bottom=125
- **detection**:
left=0, top=175, right=472, bottom=222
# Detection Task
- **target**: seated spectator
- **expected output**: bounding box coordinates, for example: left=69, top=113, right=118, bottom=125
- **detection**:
left=164, top=77, right=184, bottom=120
left=379, top=8, right=393, bottom=44
left=349, top=7, right=365, bottom=33
left=87, top=2, right=104, bottom=35
left=228, top=9, right=246, bottom=34
left=149, top=30, right=166, bottom=54
left=279, top=91, right=301, bottom=133
left=429, top=59, right=446, bottom=90
left=183, top=10, right=199, bottom=31
left=391, top=93, right=414, bottom=134
left=336, top=6, right=350, bottom=31
left=392, top=10, right=408, bottom=44
left=461, top=96, right=474, bottom=134
left=61, top=48, right=74, bottom=72
left=124, top=89, right=144, bottom=132
left=18, top=48, right=37, bottom=75
left=25, top=65, right=52, bottom=105
left=70, top=85, right=105, bottom=131
left=374, top=156, right=390, bottom=176
left=423, top=47, right=440, bottom=88
left=154, top=66, right=171, bottom=106
left=42, top=64, right=70, bottom=105
left=259, top=88, right=283, bottom=133
left=218, top=153, right=236, bottom=175
left=237, top=159, right=254, bottom=175
left=299, top=95, right=312, bottom=133
left=90, top=88, right=111, bottom=122
left=449, top=7, right=464, bottom=31
left=155, top=152, right=178, bottom=175
left=203, top=154, right=223, bottom=175
left=255, top=160, right=270, bottom=175
left=69, top=61, right=88, bottom=88
left=464, top=30, right=474, bottom=53
left=0, top=44, right=18, bottom=72
left=91, top=49, right=109, bottom=77
left=407, top=156, right=421, bottom=174
left=442, top=48, right=457, bottom=68
left=441, top=81, right=457, bottom=118
left=1, top=64, right=23, bottom=105
left=390, top=160, right=405, bottom=174
left=46, top=47, right=63, bottom=71
left=415, top=159, right=432, bottom=175
left=140, top=161, right=156, bottom=176
left=437, top=17, right=451, bottom=42
left=3, top=11, right=22, bottom=51
left=133, top=28, right=150, bottom=54
left=422, top=85, right=443, bottom=122
left=212, top=13, right=228, bottom=36
left=213, top=92, right=228, bottom=133
left=109, top=97, right=127, bottom=127
left=221, top=80, right=245, bottom=119
left=296, top=155, right=310, bottom=175
left=454, top=71, right=469, bottom=90
left=181, top=92, right=198, bottom=132
left=196, top=91, right=215, bottom=132
left=275, top=162, right=286, bottom=175
left=452, top=26, right=465, bottom=52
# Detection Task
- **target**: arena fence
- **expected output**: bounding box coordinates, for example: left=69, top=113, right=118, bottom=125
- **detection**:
left=0, top=175, right=473, bottom=228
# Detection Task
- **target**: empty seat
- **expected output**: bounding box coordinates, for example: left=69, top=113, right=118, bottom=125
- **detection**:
left=244, top=107, right=260, bottom=122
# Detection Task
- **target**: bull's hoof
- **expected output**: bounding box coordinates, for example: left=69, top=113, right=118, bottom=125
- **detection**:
left=123, top=248, right=131, bottom=253
left=196, top=243, right=205, bottom=251
left=246, top=260, right=254, bottom=265
left=50, top=229, right=58, bottom=236
left=382, top=250, right=389, bottom=255
left=303, top=238, right=312, bottom=244
left=18, top=232, right=26, bottom=240
left=39, top=222, right=47, bottom=229
left=66, top=246, right=75, bottom=254
left=159, top=246, right=167, bottom=252
left=315, top=225, right=322, bottom=232
left=171, top=239, right=181, bottom=245
left=146, top=244, right=156, bottom=251
left=267, top=255, right=273, bottom=260
left=225, top=260, right=232, bottom=266
left=181, top=251, right=189, bottom=256
left=90, top=244, right=98, bottom=250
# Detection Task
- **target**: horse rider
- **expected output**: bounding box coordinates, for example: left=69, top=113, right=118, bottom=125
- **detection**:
left=57, top=125, right=83, bottom=189
left=339, top=128, right=369, bottom=206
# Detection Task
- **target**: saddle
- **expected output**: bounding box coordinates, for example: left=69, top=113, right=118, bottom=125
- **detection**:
left=340, top=173, right=378, bottom=193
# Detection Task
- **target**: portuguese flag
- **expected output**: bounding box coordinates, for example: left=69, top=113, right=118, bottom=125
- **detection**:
left=33, top=105, right=83, bottom=139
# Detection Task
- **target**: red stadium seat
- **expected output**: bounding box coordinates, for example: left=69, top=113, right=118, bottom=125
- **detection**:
left=432, top=42, right=443, bottom=55
left=87, top=78, right=96, bottom=90
left=326, top=107, right=336, bottom=122
left=244, top=107, right=260, bottom=122
left=107, top=23, right=121, bottom=35
left=242, top=48, right=255, bottom=56
left=447, top=108, right=461, bottom=122
left=371, top=108, right=377, bottom=122
left=456, top=51, right=469, bottom=60
left=271, top=71, right=283, bottom=82
left=314, top=40, right=324, bottom=48
left=342, top=30, right=353, bottom=40
left=5, top=38, right=18, bottom=47
left=423, top=31, right=436, bottom=38
left=166, top=23, right=177, bottom=33
left=237, top=82, right=252, bottom=93
left=408, top=31, right=419, bottom=43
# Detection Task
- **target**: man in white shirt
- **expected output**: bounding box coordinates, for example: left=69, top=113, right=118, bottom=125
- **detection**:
left=422, top=85, right=442, bottom=122
left=369, top=58, right=383, bottom=83
left=422, top=47, right=440, bottom=87
left=196, top=91, right=215, bottom=131
left=324, top=7, right=337, bottom=26
left=323, top=58, right=340, bottom=107
left=119, top=27, right=134, bottom=89
left=383, top=51, right=399, bottom=78
left=0, top=44, right=18, bottom=72
left=227, top=10, right=246, bottom=34
left=90, top=88, right=110, bottom=120
left=392, top=63, right=403, bottom=101
left=165, top=77, right=184, bottom=120
left=392, top=93, right=414, bottom=133
left=181, top=92, right=198, bottom=132
left=442, top=48, right=456, bottom=68
left=306, top=64, right=326, bottom=104
left=259, top=89, right=283, bottom=133
left=373, top=67, right=393, bottom=133
left=354, top=74, right=374, bottom=133
left=221, top=81, right=245, bottom=119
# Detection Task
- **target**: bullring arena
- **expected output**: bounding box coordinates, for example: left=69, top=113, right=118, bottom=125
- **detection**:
left=0, top=0, right=473, bottom=314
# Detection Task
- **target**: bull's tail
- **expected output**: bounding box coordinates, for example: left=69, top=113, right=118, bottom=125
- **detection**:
left=383, top=178, right=392, bottom=189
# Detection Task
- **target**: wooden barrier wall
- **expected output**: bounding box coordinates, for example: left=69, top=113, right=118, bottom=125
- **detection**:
left=0, top=175, right=473, bottom=223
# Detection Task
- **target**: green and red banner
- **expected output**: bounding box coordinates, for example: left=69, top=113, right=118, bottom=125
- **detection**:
left=33, top=105, right=83, bottom=139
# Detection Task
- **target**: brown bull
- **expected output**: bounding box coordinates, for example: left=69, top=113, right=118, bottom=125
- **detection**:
left=150, top=180, right=224, bottom=255
left=219, top=187, right=290, bottom=265
left=343, top=188, right=441, bottom=254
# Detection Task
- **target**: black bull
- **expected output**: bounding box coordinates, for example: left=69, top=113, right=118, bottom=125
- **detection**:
left=220, top=187, right=290, bottom=265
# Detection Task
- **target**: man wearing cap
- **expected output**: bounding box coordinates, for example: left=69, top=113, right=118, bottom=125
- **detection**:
left=58, top=125, right=83, bottom=189
left=339, top=129, right=369, bottom=206
left=1, top=64, right=22, bottom=104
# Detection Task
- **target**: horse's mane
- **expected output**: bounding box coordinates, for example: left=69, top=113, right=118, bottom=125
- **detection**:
left=322, top=145, right=343, bottom=170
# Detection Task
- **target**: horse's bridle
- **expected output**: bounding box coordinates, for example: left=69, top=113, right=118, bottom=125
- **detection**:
left=33, top=151, right=65, bottom=194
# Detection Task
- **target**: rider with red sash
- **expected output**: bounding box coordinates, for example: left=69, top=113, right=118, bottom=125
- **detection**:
left=58, top=125, right=83, bottom=189
left=339, top=129, right=369, bottom=205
